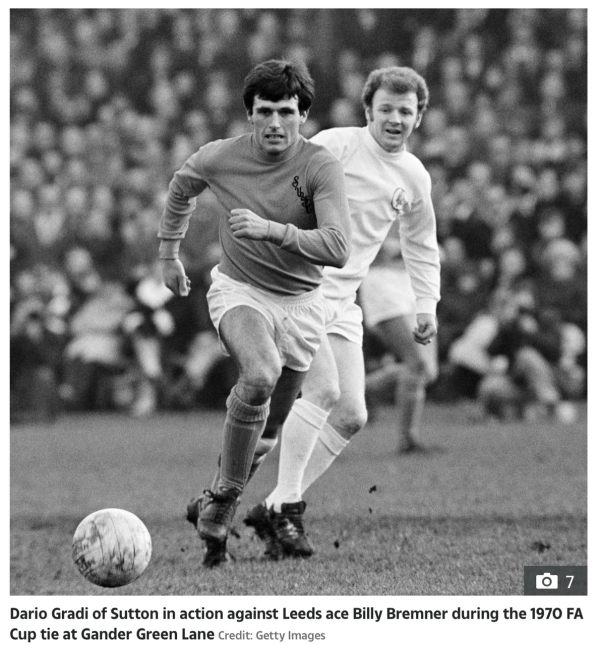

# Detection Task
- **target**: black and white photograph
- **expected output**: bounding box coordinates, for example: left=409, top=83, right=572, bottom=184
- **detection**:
left=7, top=4, right=592, bottom=640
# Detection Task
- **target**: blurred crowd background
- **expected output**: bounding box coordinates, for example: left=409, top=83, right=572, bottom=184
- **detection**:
left=10, top=8, right=587, bottom=422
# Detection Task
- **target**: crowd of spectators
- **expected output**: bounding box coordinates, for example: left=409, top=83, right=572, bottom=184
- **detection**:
left=10, top=8, right=587, bottom=422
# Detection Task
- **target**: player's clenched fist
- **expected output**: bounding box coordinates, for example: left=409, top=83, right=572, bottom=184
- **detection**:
left=229, top=208, right=270, bottom=240
left=413, top=313, right=437, bottom=345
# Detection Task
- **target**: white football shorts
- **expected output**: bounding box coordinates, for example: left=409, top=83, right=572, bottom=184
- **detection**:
left=206, top=266, right=327, bottom=372
left=320, top=295, right=364, bottom=346
left=360, top=265, right=417, bottom=328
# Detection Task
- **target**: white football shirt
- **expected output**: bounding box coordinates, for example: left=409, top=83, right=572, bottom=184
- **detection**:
left=310, top=126, right=440, bottom=315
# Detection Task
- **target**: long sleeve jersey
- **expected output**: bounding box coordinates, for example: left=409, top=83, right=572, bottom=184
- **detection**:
left=310, top=127, right=440, bottom=315
left=158, top=133, right=351, bottom=296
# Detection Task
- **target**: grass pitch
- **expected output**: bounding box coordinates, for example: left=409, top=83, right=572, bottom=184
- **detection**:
left=10, top=402, right=586, bottom=595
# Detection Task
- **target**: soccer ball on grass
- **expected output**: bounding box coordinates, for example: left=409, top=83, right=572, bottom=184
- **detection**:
left=72, top=508, right=152, bottom=587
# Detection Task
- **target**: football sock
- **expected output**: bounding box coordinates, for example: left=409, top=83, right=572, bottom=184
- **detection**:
left=260, top=367, right=305, bottom=442
left=217, top=386, right=270, bottom=493
left=246, top=367, right=304, bottom=483
left=301, top=421, right=349, bottom=494
left=395, top=366, right=426, bottom=448
left=214, top=436, right=280, bottom=491
left=265, top=398, right=329, bottom=512
left=208, top=454, right=221, bottom=493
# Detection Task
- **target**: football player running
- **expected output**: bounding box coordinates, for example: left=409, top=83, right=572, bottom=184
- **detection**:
left=158, top=59, right=351, bottom=566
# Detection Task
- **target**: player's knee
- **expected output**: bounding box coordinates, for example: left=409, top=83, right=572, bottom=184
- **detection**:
left=335, top=402, right=368, bottom=438
left=238, top=363, right=282, bottom=402
left=402, top=358, right=436, bottom=386
left=406, top=356, right=427, bottom=378
left=304, top=380, right=340, bottom=411
left=321, top=383, right=342, bottom=410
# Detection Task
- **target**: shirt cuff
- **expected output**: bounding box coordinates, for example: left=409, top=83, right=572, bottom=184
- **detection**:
left=158, top=239, right=181, bottom=259
left=415, top=297, right=438, bottom=316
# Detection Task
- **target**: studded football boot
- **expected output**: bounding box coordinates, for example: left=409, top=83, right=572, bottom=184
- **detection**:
left=186, top=489, right=240, bottom=567
left=243, top=502, right=283, bottom=560
left=269, top=501, right=314, bottom=558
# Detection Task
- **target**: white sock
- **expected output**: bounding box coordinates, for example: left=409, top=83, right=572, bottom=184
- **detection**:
left=395, top=366, right=426, bottom=447
left=265, top=398, right=329, bottom=512
left=301, top=422, right=349, bottom=494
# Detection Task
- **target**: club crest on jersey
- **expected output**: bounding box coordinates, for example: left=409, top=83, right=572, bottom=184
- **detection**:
left=391, top=187, right=410, bottom=215
left=292, top=175, right=314, bottom=215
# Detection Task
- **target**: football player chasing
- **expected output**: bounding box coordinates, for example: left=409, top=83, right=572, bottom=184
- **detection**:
left=244, top=66, right=441, bottom=559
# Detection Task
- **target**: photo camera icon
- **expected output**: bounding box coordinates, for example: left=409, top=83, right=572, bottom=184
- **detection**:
left=535, top=572, right=559, bottom=590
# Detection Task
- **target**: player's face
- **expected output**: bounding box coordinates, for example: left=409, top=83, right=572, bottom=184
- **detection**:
left=366, top=88, right=422, bottom=153
left=249, top=95, right=307, bottom=156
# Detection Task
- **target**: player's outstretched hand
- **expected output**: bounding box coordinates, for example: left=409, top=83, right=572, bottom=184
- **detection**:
left=160, top=258, right=191, bottom=297
left=413, top=313, right=437, bottom=345
left=229, top=209, right=270, bottom=240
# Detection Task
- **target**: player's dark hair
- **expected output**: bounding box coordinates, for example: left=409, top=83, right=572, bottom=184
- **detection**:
left=362, top=66, right=430, bottom=114
left=242, top=59, right=315, bottom=114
